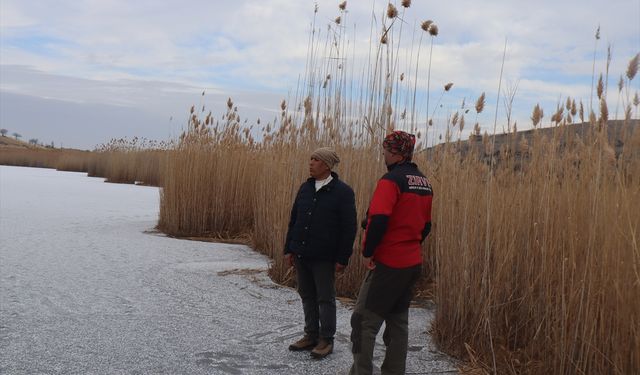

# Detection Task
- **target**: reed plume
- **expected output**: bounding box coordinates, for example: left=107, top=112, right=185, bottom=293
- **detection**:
left=531, top=103, right=543, bottom=127
left=597, top=74, right=604, bottom=99
left=387, top=3, right=398, bottom=19
left=627, top=53, right=639, bottom=81
left=475, top=92, right=486, bottom=114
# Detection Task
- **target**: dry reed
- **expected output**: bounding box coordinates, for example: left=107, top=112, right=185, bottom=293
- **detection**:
left=152, top=5, right=639, bottom=372
left=0, top=137, right=168, bottom=186
left=153, top=5, right=639, bottom=372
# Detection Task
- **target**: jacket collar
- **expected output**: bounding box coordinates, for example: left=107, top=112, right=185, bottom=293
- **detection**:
left=306, top=171, right=339, bottom=190
left=386, top=160, right=416, bottom=172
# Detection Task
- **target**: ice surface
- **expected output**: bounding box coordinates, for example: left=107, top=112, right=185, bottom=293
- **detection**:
left=0, top=166, right=456, bottom=374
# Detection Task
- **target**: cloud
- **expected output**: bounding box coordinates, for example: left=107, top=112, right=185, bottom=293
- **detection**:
left=0, top=65, right=289, bottom=149
left=0, top=1, right=35, bottom=29
left=1, top=0, right=638, bottom=148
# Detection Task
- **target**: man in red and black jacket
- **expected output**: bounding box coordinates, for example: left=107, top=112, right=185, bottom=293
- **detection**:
left=349, top=131, right=433, bottom=375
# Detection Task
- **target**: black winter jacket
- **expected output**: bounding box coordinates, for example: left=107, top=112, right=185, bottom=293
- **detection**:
left=284, top=172, right=357, bottom=265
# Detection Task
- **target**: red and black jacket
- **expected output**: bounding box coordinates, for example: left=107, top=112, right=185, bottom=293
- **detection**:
left=362, top=162, right=433, bottom=268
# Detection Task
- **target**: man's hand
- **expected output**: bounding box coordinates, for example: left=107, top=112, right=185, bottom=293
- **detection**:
left=284, top=253, right=295, bottom=268
left=362, top=256, right=376, bottom=270
left=335, top=263, right=346, bottom=273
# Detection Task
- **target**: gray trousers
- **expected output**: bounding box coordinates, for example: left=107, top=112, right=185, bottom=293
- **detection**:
left=295, top=256, right=336, bottom=340
left=349, top=263, right=421, bottom=375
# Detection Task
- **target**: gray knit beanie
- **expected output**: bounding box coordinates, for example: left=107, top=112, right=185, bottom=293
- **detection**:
left=311, top=147, right=340, bottom=169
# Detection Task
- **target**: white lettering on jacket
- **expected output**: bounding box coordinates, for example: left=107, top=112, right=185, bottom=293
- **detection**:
left=406, top=175, right=432, bottom=192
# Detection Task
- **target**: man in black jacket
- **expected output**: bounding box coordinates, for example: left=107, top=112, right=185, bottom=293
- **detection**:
left=284, top=147, right=357, bottom=359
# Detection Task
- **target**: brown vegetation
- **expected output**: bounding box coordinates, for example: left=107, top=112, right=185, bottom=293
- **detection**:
left=154, top=103, right=638, bottom=374
left=153, top=4, right=639, bottom=373
left=0, top=137, right=168, bottom=185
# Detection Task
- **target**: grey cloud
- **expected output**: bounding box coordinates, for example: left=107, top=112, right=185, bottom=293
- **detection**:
left=0, top=66, right=289, bottom=149
left=1, top=0, right=638, bottom=148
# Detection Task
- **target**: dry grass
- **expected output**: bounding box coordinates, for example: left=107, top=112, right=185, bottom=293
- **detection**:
left=430, top=126, right=639, bottom=373
left=0, top=137, right=168, bottom=186
left=154, top=4, right=639, bottom=373
left=0, top=147, right=93, bottom=170
left=157, top=101, right=639, bottom=374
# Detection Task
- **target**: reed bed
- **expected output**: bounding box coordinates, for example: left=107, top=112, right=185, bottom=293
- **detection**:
left=0, top=138, right=168, bottom=186
left=158, top=104, right=257, bottom=238
left=156, top=3, right=638, bottom=373
left=88, top=138, right=169, bottom=185
left=0, top=147, right=93, bottom=170
left=159, top=104, right=638, bottom=374
left=430, top=127, right=639, bottom=374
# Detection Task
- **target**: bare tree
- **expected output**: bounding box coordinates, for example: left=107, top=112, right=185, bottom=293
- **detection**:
left=502, top=79, right=520, bottom=133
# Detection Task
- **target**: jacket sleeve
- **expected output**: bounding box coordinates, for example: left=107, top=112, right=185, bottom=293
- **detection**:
left=362, top=178, right=400, bottom=257
left=336, top=187, right=357, bottom=266
left=283, top=187, right=300, bottom=254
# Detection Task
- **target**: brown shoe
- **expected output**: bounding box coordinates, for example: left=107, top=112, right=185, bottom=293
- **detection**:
left=288, top=335, right=318, bottom=351
left=310, top=338, right=333, bottom=359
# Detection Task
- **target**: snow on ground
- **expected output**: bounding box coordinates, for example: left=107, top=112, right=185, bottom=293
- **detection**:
left=0, top=166, right=456, bottom=374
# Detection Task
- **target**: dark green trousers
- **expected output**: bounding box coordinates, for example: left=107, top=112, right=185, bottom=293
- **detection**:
left=349, top=263, right=421, bottom=375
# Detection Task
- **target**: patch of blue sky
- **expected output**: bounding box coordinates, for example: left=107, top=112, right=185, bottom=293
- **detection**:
left=2, top=34, right=75, bottom=57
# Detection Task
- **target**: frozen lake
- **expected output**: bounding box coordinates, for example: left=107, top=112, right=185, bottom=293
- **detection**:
left=0, top=166, right=455, bottom=374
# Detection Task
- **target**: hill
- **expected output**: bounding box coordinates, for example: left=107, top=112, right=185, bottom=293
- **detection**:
left=0, top=136, right=42, bottom=149
left=426, top=119, right=640, bottom=160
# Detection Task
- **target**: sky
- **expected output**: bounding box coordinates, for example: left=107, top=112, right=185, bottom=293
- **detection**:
left=1, top=0, right=639, bottom=150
